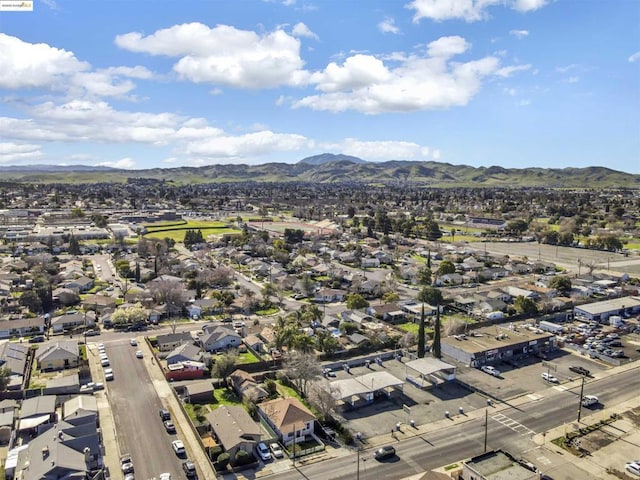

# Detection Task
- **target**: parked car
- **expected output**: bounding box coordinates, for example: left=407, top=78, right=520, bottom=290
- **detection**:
left=171, top=440, right=186, bottom=456
left=256, top=442, right=272, bottom=461
left=120, top=454, right=134, bottom=474
left=129, top=338, right=138, bottom=346
left=159, top=409, right=171, bottom=421
left=28, top=335, right=46, bottom=343
left=270, top=442, right=284, bottom=458
left=182, top=460, right=197, bottom=478
left=323, top=368, right=336, bottom=377
left=481, top=366, right=500, bottom=377
left=164, top=420, right=176, bottom=433
left=541, top=372, right=559, bottom=383
left=626, top=461, right=640, bottom=476
left=569, top=366, right=590, bottom=376
left=104, top=368, right=114, bottom=381
left=374, top=445, right=396, bottom=460
left=135, top=350, right=143, bottom=359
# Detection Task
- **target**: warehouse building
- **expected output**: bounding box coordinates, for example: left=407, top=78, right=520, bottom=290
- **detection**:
left=573, top=296, right=640, bottom=323
left=441, top=323, right=555, bottom=368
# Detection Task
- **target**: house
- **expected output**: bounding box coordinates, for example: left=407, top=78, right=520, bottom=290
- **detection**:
left=243, top=334, right=264, bottom=353
left=314, top=288, right=347, bottom=303
left=81, top=294, right=117, bottom=313
left=0, top=341, right=29, bottom=386
left=63, top=275, right=94, bottom=293
left=155, top=332, right=194, bottom=352
left=52, top=287, right=80, bottom=306
left=361, top=257, right=380, bottom=268
left=207, top=405, right=261, bottom=462
left=437, top=273, right=464, bottom=286
left=200, top=326, right=242, bottom=353
left=15, top=418, right=102, bottom=479
left=258, top=397, right=317, bottom=447
left=229, top=369, right=268, bottom=402
left=17, top=395, right=57, bottom=432
left=166, top=342, right=203, bottom=365
left=50, top=311, right=96, bottom=334
left=502, top=286, right=537, bottom=300
left=63, top=395, right=98, bottom=426
left=36, top=341, right=79, bottom=371
left=366, top=303, right=406, bottom=323
left=0, top=316, right=46, bottom=339
left=166, top=361, right=207, bottom=381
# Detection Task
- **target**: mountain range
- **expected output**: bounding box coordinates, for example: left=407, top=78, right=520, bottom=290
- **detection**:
left=0, top=154, right=637, bottom=188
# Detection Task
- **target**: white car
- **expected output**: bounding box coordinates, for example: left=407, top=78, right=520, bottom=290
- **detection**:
left=626, top=461, right=640, bottom=476
left=270, top=442, right=284, bottom=458
left=256, top=442, right=271, bottom=461
left=159, top=474, right=172, bottom=480
left=129, top=338, right=138, bottom=346
left=171, top=440, right=186, bottom=456
left=481, top=366, right=500, bottom=377
left=135, top=350, right=143, bottom=358
left=541, top=372, right=559, bottom=383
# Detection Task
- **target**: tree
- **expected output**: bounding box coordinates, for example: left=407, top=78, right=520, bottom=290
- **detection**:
left=315, top=330, right=340, bottom=355
left=110, top=303, right=148, bottom=326
left=506, top=219, right=529, bottom=235
left=345, top=293, right=369, bottom=310
left=19, top=290, right=43, bottom=313
left=432, top=307, right=442, bottom=359
left=416, top=266, right=432, bottom=286
left=283, top=352, right=322, bottom=398
left=149, top=279, right=187, bottom=316
left=549, top=276, right=572, bottom=295
left=68, top=234, right=81, bottom=255
left=436, top=260, right=456, bottom=277
left=514, top=296, right=538, bottom=315
left=382, top=292, right=400, bottom=304
left=308, top=383, right=339, bottom=421
left=212, top=352, right=238, bottom=386
left=0, top=366, right=11, bottom=391
left=417, top=304, right=426, bottom=358
left=417, top=286, right=443, bottom=306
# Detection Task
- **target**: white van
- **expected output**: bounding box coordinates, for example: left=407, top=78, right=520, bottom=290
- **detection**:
left=582, top=395, right=599, bottom=407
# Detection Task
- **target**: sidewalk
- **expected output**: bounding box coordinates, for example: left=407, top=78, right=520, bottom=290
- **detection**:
left=87, top=343, right=122, bottom=480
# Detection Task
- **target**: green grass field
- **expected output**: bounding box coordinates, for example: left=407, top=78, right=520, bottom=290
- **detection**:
left=143, top=220, right=240, bottom=242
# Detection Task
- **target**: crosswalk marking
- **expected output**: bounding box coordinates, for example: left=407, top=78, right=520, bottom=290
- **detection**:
left=527, top=394, right=543, bottom=401
left=491, top=413, right=536, bottom=436
left=553, top=385, right=568, bottom=391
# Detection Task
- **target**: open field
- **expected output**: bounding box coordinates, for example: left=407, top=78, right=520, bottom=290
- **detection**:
left=143, top=220, right=239, bottom=242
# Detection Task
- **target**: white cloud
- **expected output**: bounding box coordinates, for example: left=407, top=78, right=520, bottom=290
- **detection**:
left=98, top=157, right=136, bottom=169
left=511, top=0, right=547, bottom=12
left=334, top=139, right=432, bottom=161
left=180, top=130, right=311, bottom=160
left=115, top=22, right=309, bottom=89
left=427, top=36, right=469, bottom=57
left=509, top=29, right=529, bottom=39
left=0, top=142, right=43, bottom=163
left=565, top=76, right=579, bottom=83
left=518, top=99, right=531, bottom=106
left=310, top=54, right=392, bottom=93
left=495, top=64, right=531, bottom=77
left=0, top=33, right=89, bottom=89
left=102, top=65, right=154, bottom=79
left=291, top=22, right=318, bottom=40
left=556, top=64, right=578, bottom=73
left=294, top=36, right=513, bottom=113
left=406, top=0, right=547, bottom=23
left=378, top=17, right=400, bottom=35
left=628, top=51, right=640, bottom=63
left=432, top=149, right=441, bottom=160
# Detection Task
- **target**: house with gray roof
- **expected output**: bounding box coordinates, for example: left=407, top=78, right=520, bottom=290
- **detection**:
left=166, top=342, right=203, bottom=365
left=35, top=340, right=79, bottom=371
left=200, top=326, right=241, bottom=353
left=206, top=405, right=261, bottom=462
left=18, top=395, right=57, bottom=432
left=156, top=331, right=194, bottom=352
left=15, top=419, right=101, bottom=480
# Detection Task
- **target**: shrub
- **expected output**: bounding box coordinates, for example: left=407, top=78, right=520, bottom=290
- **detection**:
left=217, top=452, right=230, bottom=469
left=234, top=450, right=253, bottom=466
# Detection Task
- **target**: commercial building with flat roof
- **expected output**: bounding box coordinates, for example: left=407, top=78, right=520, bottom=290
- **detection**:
left=442, top=323, right=555, bottom=368
left=462, top=450, right=538, bottom=480
left=573, top=296, right=640, bottom=323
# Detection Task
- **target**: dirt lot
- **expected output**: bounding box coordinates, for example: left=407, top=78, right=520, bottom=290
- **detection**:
left=467, top=242, right=640, bottom=276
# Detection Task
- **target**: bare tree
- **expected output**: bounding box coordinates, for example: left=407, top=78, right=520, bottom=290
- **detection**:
left=149, top=279, right=187, bottom=316
left=282, top=352, right=322, bottom=398
left=308, top=383, right=339, bottom=421
left=443, top=318, right=466, bottom=336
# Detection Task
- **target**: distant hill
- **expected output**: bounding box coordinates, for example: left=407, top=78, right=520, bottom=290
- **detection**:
left=0, top=157, right=637, bottom=188
left=298, top=153, right=367, bottom=165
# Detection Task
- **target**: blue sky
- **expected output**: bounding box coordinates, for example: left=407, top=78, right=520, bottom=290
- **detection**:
left=0, top=0, right=638, bottom=173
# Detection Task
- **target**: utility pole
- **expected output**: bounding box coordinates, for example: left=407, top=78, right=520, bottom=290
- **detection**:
left=483, top=409, right=488, bottom=452
left=356, top=445, right=360, bottom=480
left=577, top=375, right=586, bottom=422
